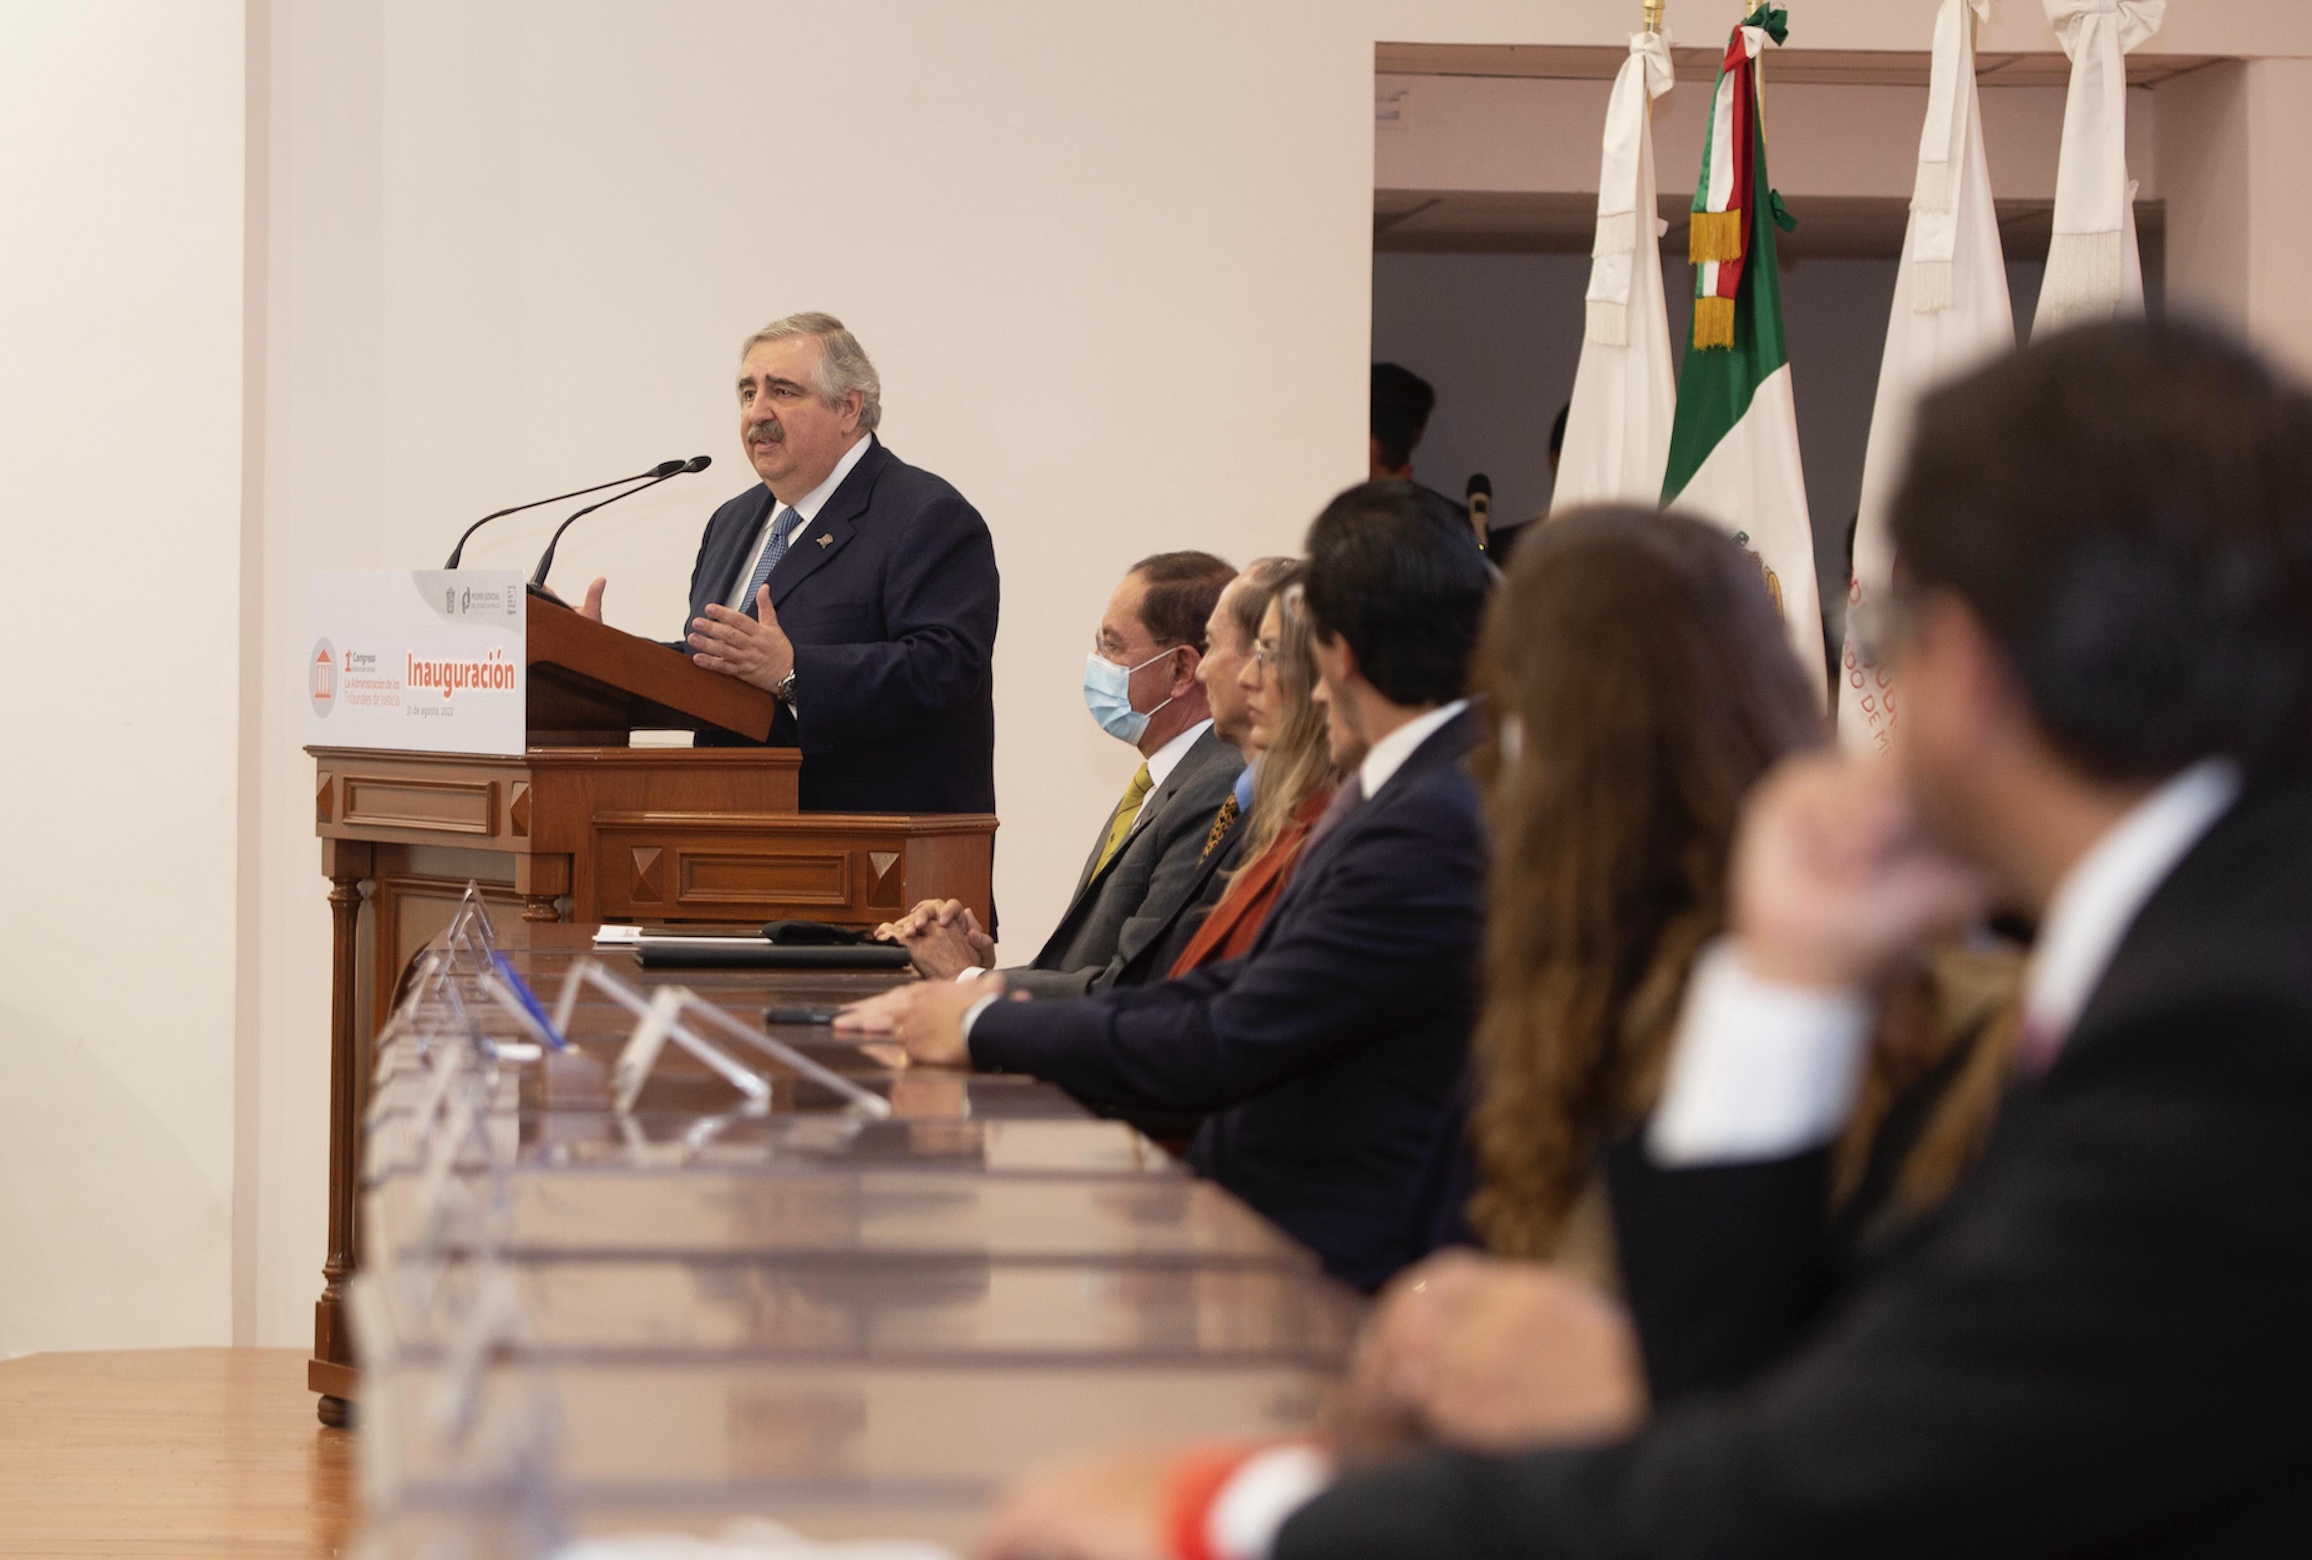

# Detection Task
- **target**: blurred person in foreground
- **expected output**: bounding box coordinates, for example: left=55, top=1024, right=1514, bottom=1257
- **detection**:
left=839, top=482, right=1493, bottom=1290
left=977, top=317, right=2312, bottom=1559
left=1384, top=506, right=2020, bottom=1417
left=1399, top=507, right=1829, bottom=1275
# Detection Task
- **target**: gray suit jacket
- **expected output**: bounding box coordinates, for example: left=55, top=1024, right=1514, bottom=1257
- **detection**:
left=1003, top=725, right=1244, bottom=999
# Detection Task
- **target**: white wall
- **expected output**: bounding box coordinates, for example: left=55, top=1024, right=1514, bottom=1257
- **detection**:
left=0, top=0, right=248, bottom=1354
left=2160, top=58, right=2312, bottom=381
left=4, top=0, right=2310, bottom=1355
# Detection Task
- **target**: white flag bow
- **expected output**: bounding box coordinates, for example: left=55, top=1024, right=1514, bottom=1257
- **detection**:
left=2045, top=0, right=2165, bottom=57
left=2037, top=0, right=2163, bottom=333
left=1585, top=30, right=1675, bottom=346
left=1909, top=0, right=1991, bottom=310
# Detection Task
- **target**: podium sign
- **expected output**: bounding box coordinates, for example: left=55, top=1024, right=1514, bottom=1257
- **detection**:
left=307, top=571, right=528, bottom=756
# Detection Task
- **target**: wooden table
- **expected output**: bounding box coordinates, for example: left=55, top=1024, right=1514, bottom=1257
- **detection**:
left=306, top=797, right=994, bottom=1424
left=350, top=922, right=1354, bottom=1553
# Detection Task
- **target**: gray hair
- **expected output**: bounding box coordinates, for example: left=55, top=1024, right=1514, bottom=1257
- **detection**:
left=740, top=311, right=883, bottom=432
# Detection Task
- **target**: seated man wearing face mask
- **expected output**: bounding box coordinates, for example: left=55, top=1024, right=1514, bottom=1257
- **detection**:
left=880, top=552, right=1244, bottom=998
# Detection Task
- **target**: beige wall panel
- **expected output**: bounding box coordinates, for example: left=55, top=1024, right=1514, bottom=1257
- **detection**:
left=0, top=0, right=247, bottom=1355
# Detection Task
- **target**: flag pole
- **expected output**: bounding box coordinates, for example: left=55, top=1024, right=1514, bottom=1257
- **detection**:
left=1749, top=1, right=1768, bottom=143
left=1645, top=0, right=1665, bottom=124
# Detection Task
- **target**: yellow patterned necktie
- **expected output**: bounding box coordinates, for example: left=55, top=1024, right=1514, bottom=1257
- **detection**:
left=1198, top=793, right=1240, bottom=864
left=1092, top=763, right=1154, bottom=877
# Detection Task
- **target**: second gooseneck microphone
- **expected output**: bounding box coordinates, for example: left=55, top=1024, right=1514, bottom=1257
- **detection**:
left=445, top=458, right=690, bottom=569
left=530, top=455, right=712, bottom=595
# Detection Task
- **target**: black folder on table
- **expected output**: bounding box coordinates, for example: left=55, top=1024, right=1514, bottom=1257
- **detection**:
left=633, top=929, right=913, bottom=971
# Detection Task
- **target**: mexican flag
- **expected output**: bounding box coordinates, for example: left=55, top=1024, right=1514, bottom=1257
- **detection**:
left=1840, top=0, right=2014, bottom=752
left=1661, top=4, right=1823, bottom=692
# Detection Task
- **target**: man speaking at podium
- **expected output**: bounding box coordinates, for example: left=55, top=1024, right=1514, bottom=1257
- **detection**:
left=579, top=312, right=999, bottom=814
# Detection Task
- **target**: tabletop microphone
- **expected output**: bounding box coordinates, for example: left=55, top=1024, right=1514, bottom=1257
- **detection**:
left=1465, top=472, right=1493, bottom=549
left=530, top=455, right=711, bottom=595
left=445, top=458, right=691, bottom=568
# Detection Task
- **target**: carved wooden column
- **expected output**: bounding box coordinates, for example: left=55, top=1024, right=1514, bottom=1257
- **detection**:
left=312, top=838, right=373, bottom=1427
left=516, top=852, right=571, bottom=924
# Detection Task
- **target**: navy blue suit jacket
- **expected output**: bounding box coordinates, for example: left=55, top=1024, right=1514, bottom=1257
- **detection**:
left=969, top=706, right=1486, bottom=1289
left=685, top=437, right=997, bottom=814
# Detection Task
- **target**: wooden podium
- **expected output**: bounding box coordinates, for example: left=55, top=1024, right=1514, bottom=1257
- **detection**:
left=305, top=594, right=995, bottom=1422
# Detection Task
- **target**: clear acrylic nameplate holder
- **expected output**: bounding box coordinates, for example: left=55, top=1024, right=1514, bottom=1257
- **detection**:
left=354, top=882, right=573, bottom=1555
left=368, top=974, right=518, bottom=1183
left=550, top=956, right=890, bottom=1120
left=442, top=880, right=497, bottom=968
left=353, top=1223, right=568, bottom=1553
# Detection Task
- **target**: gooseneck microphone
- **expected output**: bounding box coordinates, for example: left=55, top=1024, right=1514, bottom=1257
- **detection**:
left=530, top=455, right=711, bottom=595
left=1465, top=472, right=1493, bottom=550
left=445, top=459, right=690, bottom=568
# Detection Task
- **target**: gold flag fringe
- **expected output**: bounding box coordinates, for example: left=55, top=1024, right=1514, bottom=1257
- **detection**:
left=1689, top=209, right=1745, bottom=264
left=1693, top=296, right=1736, bottom=350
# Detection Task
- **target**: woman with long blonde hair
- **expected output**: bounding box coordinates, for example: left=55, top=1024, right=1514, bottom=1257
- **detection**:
left=1168, top=567, right=1345, bottom=974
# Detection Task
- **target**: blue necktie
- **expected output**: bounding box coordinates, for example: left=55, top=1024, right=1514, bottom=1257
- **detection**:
left=740, top=506, right=802, bottom=618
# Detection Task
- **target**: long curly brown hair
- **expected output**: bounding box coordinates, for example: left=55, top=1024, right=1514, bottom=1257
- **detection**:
left=1466, top=507, right=1825, bottom=1258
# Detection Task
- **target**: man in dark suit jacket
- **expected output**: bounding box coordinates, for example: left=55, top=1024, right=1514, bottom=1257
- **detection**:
left=1108, top=790, right=1245, bottom=986
left=846, top=483, right=1494, bottom=1289
left=876, top=553, right=1244, bottom=998
left=972, top=323, right=2312, bottom=1560
left=1008, top=719, right=1240, bottom=997
left=580, top=313, right=997, bottom=813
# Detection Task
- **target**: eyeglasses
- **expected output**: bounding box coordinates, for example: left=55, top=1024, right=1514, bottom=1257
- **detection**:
left=1250, top=639, right=1282, bottom=674
left=1091, top=633, right=1185, bottom=671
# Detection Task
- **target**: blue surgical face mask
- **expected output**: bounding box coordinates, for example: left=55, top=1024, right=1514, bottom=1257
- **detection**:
left=1083, top=646, right=1178, bottom=745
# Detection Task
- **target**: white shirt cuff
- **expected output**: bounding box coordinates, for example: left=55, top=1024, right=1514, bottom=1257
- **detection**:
left=958, top=992, right=1000, bottom=1045
left=956, top=966, right=986, bottom=982
left=1208, top=1444, right=1334, bottom=1560
left=1646, top=939, right=1872, bottom=1167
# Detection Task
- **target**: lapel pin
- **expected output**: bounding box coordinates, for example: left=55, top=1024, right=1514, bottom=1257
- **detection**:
left=817, top=534, right=833, bottom=548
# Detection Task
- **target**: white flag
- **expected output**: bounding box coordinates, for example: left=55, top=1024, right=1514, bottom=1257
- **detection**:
left=1551, top=29, right=1676, bottom=515
left=2033, top=0, right=2164, bottom=338
left=1840, top=0, right=2016, bottom=751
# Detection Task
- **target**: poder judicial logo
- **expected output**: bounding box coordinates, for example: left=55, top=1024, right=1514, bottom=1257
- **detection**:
left=438, top=583, right=515, bottom=618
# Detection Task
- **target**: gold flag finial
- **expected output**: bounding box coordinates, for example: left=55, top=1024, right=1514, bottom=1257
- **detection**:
left=1644, top=0, right=1665, bottom=33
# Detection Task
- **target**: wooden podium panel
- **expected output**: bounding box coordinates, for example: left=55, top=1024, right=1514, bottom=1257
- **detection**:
left=304, top=599, right=996, bottom=1423
left=524, top=590, right=779, bottom=743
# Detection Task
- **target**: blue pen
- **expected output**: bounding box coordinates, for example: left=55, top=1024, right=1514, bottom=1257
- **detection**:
left=491, top=951, right=568, bottom=1050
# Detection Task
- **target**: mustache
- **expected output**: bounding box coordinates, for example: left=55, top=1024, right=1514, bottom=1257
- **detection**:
left=746, top=421, right=784, bottom=443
